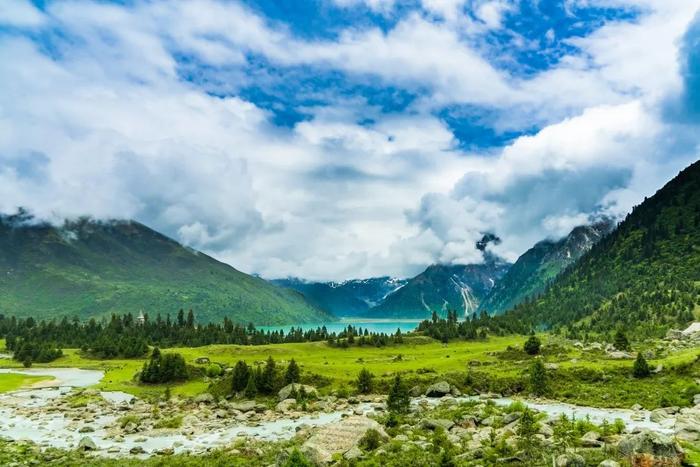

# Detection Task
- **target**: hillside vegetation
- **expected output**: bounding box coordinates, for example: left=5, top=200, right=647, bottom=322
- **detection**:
left=511, top=160, right=700, bottom=337
left=0, top=214, right=331, bottom=325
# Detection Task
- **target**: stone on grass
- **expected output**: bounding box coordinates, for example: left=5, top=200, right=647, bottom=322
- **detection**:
left=278, top=384, right=317, bottom=401
left=420, top=418, right=454, bottom=431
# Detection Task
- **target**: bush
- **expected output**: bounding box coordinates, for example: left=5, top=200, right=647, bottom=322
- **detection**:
left=523, top=335, right=541, bottom=355
left=359, top=428, right=383, bottom=451
left=356, top=368, right=374, bottom=394
left=633, top=353, right=650, bottom=378
left=283, top=449, right=312, bottom=467
left=206, top=364, right=223, bottom=378
left=154, top=415, right=183, bottom=429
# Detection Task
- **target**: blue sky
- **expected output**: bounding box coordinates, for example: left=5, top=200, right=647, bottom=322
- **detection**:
left=1, top=0, right=699, bottom=280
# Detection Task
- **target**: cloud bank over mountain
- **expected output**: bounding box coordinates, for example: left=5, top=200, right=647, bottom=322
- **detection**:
left=1, top=0, right=699, bottom=281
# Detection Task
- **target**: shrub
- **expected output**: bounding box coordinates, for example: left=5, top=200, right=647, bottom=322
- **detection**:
left=139, top=350, right=188, bottom=384
left=154, top=415, right=183, bottom=429
left=356, top=368, right=374, bottom=394
left=206, top=364, right=223, bottom=378
left=359, top=428, right=383, bottom=451
left=524, top=335, right=541, bottom=355
left=633, top=353, right=650, bottom=378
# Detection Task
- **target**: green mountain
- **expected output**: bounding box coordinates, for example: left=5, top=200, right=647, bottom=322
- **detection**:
left=367, top=256, right=511, bottom=319
left=510, top=160, right=700, bottom=337
left=478, top=220, right=614, bottom=316
left=0, top=213, right=332, bottom=325
left=271, top=277, right=407, bottom=317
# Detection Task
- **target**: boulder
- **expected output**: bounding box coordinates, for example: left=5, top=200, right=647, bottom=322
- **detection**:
left=409, top=386, right=422, bottom=397
left=420, top=418, right=454, bottom=431
left=503, top=412, right=521, bottom=424
left=78, top=425, right=95, bottom=433
left=580, top=431, right=603, bottom=447
left=278, top=383, right=317, bottom=401
left=78, top=436, right=97, bottom=451
left=555, top=453, right=585, bottom=466
left=618, top=430, right=684, bottom=465
left=607, top=351, right=633, bottom=359
left=302, top=416, right=388, bottom=464
left=598, top=461, right=620, bottom=467
left=231, top=400, right=258, bottom=412
left=674, top=410, right=700, bottom=442
left=194, top=393, right=214, bottom=404
left=425, top=381, right=451, bottom=397
left=130, top=446, right=146, bottom=454
left=276, top=398, right=297, bottom=413
left=650, top=408, right=672, bottom=423
left=343, top=446, right=363, bottom=460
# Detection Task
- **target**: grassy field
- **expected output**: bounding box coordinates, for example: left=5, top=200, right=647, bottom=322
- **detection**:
left=0, top=372, right=53, bottom=392
left=0, top=335, right=698, bottom=409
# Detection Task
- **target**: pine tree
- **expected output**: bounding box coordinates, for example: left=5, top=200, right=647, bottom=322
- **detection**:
left=387, top=374, right=410, bottom=414
left=232, top=360, right=250, bottom=393
left=523, top=335, right=541, bottom=355
left=244, top=373, right=257, bottom=398
left=356, top=368, right=374, bottom=394
left=614, top=329, right=631, bottom=351
left=529, top=359, right=548, bottom=396
left=285, top=359, right=300, bottom=384
left=633, top=352, right=650, bottom=378
left=260, top=356, right=276, bottom=394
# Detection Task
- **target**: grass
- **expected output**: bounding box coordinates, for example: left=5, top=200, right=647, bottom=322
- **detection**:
left=0, top=373, right=53, bottom=392
left=0, top=335, right=698, bottom=409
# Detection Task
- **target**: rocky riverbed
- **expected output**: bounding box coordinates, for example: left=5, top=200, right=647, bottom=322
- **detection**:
left=0, top=369, right=698, bottom=463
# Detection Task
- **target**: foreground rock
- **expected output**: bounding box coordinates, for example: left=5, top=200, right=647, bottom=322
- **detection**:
left=618, top=430, right=684, bottom=466
left=302, top=416, right=388, bottom=464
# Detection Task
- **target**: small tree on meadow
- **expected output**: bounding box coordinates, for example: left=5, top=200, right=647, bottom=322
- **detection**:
left=524, top=335, right=541, bottom=355
left=260, top=356, right=276, bottom=394
left=231, top=360, right=250, bottom=393
left=633, top=353, right=650, bottom=378
left=529, top=359, right=548, bottom=396
left=285, top=359, right=300, bottom=384
left=356, top=368, right=374, bottom=394
left=387, top=374, right=410, bottom=414
left=614, top=329, right=631, bottom=351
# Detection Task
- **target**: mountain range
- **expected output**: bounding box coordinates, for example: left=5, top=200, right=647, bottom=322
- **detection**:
left=0, top=212, right=330, bottom=325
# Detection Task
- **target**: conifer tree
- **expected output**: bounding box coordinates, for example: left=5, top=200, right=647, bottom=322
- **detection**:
left=387, top=374, right=410, bottom=414
left=529, top=359, right=548, bottom=396
left=633, top=352, right=650, bottom=378
left=244, top=372, right=257, bottom=398
left=356, top=368, right=374, bottom=394
left=285, top=358, right=300, bottom=384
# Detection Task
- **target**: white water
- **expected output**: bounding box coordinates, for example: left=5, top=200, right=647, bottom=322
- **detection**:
left=0, top=367, right=675, bottom=457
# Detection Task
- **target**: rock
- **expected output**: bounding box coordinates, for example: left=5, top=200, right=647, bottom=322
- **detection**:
left=182, top=414, right=199, bottom=426
left=343, top=446, right=363, bottom=460
left=538, top=424, right=554, bottom=437
left=409, top=386, right=422, bottom=397
left=278, top=384, right=317, bottom=401
left=650, top=408, right=672, bottom=423
left=425, top=381, right=451, bottom=397
left=555, top=453, right=585, bottom=466
left=302, top=416, right=388, bottom=464
left=78, top=436, right=97, bottom=451
left=394, top=434, right=408, bottom=442
left=598, top=461, right=620, bottom=467
left=420, top=418, right=454, bottom=431
left=580, top=431, right=603, bottom=447
left=503, top=412, right=521, bottom=424
left=544, top=363, right=560, bottom=370
left=129, top=446, right=146, bottom=455
left=231, top=401, right=258, bottom=412
left=156, top=447, right=174, bottom=455
left=480, top=415, right=500, bottom=427
left=276, top=399, right=297, bottom=413
left=618, top=430, right=684, bottom=465
left=123, top=422, right=138, bottom=434
left=195, top=357, right=210, bottom=364
left=450, top=387, right=462, bottom=397
left=607, top=351, right=634, bottom=359
left=194, top=393, right=214, bottom=404
left=630, top=404, right=643, bottom=411
left=78, top=425, right=94, bottom=433
left=674, top=410, right=700, bottom=442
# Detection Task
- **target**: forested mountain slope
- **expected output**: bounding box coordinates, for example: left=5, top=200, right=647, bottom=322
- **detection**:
left=0, top=213, right=331, bottom=325
left=510, top=160, right=700, bottom=337
left=479, top=220, right=614, bottom=315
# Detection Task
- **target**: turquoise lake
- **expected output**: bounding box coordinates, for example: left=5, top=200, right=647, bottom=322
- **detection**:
left=259, top=319, right=423, bottom=334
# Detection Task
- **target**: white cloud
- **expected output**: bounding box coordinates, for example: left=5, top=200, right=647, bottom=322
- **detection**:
left=0, top=0, right=46, bottom=28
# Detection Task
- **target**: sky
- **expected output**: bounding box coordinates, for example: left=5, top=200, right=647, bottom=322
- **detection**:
left=1, top=0, right=699, bottom=281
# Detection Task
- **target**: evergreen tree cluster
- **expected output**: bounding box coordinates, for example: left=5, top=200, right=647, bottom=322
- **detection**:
left=417, top=310, right=528, bottom=343
left=230, top=357, right=301, bottom=397
left=139, top=348, right=189, bottom=384
left=0, top=312, right=408, bottom=355
left=8, top=337, right=62, bottom=365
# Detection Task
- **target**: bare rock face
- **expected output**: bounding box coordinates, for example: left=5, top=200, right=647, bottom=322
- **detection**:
left=301, top=416, right=388, bottom=464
